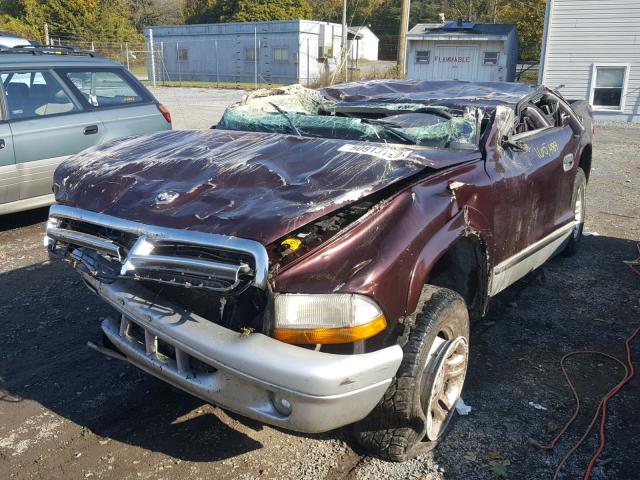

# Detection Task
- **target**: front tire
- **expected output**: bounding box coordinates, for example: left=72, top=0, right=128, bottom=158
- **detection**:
left=354, top=286, right=470, bottom=462
left=562, top=167, right=587, bottom=256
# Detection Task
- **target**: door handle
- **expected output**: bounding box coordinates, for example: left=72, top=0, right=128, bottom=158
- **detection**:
left=0, top=139, right=4, bottom=149
left=84, top=125, right=99, bottom=135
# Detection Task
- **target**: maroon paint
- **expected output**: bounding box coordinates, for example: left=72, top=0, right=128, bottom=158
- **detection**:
left=52, top=81, right=593, bottom=343
left=53, top=129, right=474, bottom=246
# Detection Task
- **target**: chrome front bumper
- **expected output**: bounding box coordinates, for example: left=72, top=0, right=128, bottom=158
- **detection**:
left=83, top=275, right=403, bottom=433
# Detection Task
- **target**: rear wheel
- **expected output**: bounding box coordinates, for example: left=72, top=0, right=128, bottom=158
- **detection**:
left=562, top=168, right=586, bottom=256
left=354, top=286, right=470, bottom=462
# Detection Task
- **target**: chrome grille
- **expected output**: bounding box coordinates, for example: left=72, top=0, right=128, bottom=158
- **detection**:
left=45, top=204, right=269, bottom=294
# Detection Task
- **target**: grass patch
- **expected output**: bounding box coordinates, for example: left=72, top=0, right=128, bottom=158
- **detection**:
left=306, top=64, right=403, bottom=88
left=144, top=80, right=284, bottom=90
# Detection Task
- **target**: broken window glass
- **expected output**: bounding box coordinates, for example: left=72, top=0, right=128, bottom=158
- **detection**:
left=217, top=85, right=479, bottom=149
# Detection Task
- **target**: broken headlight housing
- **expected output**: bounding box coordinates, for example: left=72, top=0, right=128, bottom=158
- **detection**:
left=272, top=293, right=386, bottom=344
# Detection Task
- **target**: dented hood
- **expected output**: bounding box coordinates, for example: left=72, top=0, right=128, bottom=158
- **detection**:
left=54, top=129, right=477, bottom=245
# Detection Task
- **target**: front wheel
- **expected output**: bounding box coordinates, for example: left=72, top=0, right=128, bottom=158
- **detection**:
left=353, top=286, right=470, bottom=462
left=562, top=167, right=587, bottom=256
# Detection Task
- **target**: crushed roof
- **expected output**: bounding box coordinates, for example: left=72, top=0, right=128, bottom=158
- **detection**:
left=322, top=79, right=536, bottom=109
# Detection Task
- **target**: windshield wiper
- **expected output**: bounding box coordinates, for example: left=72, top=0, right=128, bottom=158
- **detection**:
left=269, top=102, right=302, bottom=137
left=360, top=118, right=416, bottom=145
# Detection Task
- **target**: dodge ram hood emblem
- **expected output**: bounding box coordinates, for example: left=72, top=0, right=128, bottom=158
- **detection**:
left=155, top=190, right=180, bottom=205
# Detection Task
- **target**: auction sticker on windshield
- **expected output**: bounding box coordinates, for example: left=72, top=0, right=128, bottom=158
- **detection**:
left=338, top=144, right=413, bottom=161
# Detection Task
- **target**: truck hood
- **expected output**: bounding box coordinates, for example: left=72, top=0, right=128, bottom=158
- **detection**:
left=54, top=129, right=477, bottom=245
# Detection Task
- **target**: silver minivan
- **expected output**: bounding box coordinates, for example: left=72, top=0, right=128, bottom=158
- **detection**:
left=0, top=46, right=171, bottom=215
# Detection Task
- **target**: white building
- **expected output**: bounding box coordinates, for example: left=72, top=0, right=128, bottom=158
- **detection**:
left=348, top=26, right=379, bottom=61
left=146, top=20, right=379, bottom=86
left=539, top=0, right=640, bottom=122
left=406, top=21, right=518, bottom=82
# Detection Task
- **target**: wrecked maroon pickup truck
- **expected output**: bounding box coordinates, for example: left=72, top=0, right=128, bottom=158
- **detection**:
left=45, top=80, right=593, bottom=461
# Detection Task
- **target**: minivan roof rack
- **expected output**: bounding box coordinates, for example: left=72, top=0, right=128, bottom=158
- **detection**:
left=0, top=44, right=97, bottom=57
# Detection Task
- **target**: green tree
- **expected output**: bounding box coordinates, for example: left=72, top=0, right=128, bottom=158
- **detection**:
left=0, top=0, right=141, bottom=41
left=0, top=0, right=45, bottom=40
left=0, top=13, right=41, bottom=39
left=45, top=0, right=140, bottom=41
left=228, top=0, right=313, bottom=22
left=181, top=0, right=219, bottom=23
left=129, top=0, right=182, bottom=30
left=97, top=0, right=141, bottom=40
left=45, top=0, right=98, bottom=40
left=498, top=0, right=546, bottom=60
left=185, top=0, right=313, bottom=24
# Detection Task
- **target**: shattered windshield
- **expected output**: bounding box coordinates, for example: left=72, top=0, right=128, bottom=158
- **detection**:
left=217, top=85, right=479, bottom=150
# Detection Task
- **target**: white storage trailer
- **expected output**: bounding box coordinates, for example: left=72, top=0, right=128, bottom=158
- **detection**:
left=406, top=22, right=518, bottom=82
left=145, top=20, right=380, bottom=86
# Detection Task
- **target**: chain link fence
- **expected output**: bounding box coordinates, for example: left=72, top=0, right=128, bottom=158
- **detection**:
left=54, top=39, right=537, bottom=89
left=56, top=40, right=150, bottom=80
left=54, top=39, right=400, bottom=89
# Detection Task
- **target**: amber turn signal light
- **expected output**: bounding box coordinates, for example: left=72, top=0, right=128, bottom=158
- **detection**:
left=273, top=315, right=387, bottom=345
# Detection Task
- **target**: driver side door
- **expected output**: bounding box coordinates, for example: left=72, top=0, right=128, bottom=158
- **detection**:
left=486, top=101, right=579, bottom=296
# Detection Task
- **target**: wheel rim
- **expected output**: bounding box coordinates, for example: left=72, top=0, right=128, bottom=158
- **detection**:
left=573, top=185, right=584, bottom=239
left=421, top=335, right=469, bottom=441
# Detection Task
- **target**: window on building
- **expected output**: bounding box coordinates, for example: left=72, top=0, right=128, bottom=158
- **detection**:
left=245, top=48, right=256, bottom=61
left=591, top=65, right=628, bottom=110
left=177, top=48, right=188, bottom=62
left=273, top=47, right=289, bottom=63
left=483, top=52, right=499, bottom=65
left=415, top=50, right=430, bottom=64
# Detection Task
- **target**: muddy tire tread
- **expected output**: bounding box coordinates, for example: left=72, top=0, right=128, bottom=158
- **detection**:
left=354, top=286, right=468, bottom=462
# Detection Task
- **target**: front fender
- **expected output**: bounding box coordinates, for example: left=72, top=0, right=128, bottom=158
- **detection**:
left=405, top=205, right=492, bottom=316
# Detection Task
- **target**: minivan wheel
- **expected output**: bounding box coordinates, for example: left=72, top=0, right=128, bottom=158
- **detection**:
left=353, top=286, right=470, bottom=462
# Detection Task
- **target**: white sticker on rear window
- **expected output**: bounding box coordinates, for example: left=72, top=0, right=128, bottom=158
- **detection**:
left=337, top=144, right=412, bottom=161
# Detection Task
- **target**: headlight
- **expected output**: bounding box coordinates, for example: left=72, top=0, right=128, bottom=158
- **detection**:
left=273, top=293, right=387, bottom=344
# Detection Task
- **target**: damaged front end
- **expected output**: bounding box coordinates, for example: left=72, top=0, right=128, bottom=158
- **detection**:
left=45, top=82, right=490, bottom=433
left=46, top=205, right=271, bottom=334
left=45, top=204, right=404, bottom=432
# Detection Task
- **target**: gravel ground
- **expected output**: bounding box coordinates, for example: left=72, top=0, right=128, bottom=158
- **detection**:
left=0, top=104, right=638, bottom=480
left=149, top=87, right=246, bottom=130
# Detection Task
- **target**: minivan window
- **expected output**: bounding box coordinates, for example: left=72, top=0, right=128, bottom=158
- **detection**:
left=65, top=70, right=143, bottom=108
left=1, top=70, right=78, bottom=119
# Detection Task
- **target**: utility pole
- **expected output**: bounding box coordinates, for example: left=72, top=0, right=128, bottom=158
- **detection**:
left=254, top=27, right=258, bottom=89
left=341, top=0, right=348, bottom=82
left=43, top=23, right=49, bottom=46
left=397, top=0, right=410, bottom=77
left=148, top=29, right=156, bottom=88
